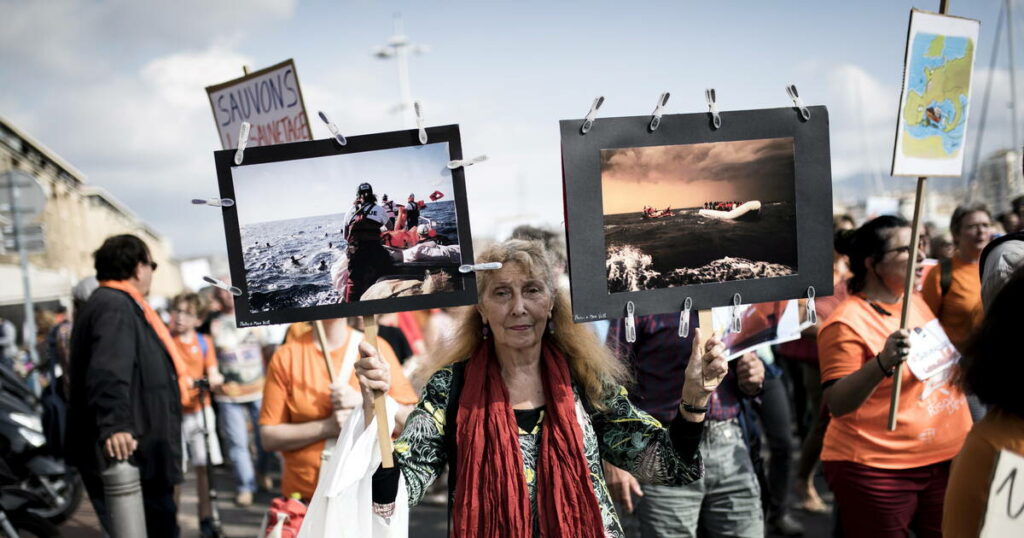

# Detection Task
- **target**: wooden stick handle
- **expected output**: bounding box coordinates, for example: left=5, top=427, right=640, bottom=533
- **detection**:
left=363, top=315, right=395, bottom=468
left=312, top=320, right=335, bottom=383
left=697, top=309, right=724, bottom=390
left=888, top=176, right=927, bottom=431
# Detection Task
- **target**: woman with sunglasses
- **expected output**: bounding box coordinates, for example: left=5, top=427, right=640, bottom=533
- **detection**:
left=818, top=216, right=971, bottom=538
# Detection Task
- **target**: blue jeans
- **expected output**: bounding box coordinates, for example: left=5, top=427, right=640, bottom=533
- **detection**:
left=217, top=399, right=271, bottom=493
left=636, top=419, right=763, bottom=538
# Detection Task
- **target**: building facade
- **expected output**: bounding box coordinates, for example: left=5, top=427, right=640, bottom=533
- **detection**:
left=0, top=115, right=182, bottom=312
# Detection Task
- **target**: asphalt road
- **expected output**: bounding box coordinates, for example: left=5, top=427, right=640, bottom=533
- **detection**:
left=61, top=463, right=833, bottom=537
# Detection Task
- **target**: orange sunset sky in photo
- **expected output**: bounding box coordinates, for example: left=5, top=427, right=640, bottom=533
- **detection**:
left=601, top=137, right=796, bottom=215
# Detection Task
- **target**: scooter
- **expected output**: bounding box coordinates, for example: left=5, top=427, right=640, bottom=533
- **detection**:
left=0, top=363, right=82, bottom=525
left=0, top=457, right=60, bottom=537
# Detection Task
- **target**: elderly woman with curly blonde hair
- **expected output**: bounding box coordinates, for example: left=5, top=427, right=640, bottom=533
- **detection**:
left=354, top=239, right=728, bottom=537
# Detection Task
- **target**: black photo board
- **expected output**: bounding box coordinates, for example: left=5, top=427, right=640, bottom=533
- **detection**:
left=214, top=125, right=476, bottom=327
left=561, top=106, right=834, bottom=322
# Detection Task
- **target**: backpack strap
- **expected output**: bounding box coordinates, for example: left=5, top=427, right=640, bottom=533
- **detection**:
left=197, top=333, right=209, bottom=359
left=939, top=257, right=954, bottom=298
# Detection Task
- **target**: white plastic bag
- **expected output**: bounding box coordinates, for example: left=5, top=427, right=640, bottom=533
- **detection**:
left=297, top=397, right=408, bottom=538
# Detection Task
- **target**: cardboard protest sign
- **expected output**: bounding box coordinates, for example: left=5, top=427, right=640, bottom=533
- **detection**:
left=206, top=59, right=313, bottom=150
left=980, top=449, right=1024, bottom=537
left=891, top=10, right=980, bottom=177
left=214, top=125, right=476, bottom=327
left=561, top=107, right=834, bottom=322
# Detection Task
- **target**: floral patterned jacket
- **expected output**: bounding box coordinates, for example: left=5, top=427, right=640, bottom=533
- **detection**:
left=389, top=364, right=705, bottom=537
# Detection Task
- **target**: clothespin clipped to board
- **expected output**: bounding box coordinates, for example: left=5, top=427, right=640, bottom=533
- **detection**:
left=447, top=155, right=488, bottom=169
left=786, top=84, right=811, bottom=121
left=649, top=92, right=670, bottom=132
left=318, top=111, right=347, bottom=146
left=679, top=297, right=693, bottom=338
left=414, top=101, right=427, bottom=144
left=458, top=262, right=502, bottom=273
left=191, top=198, right=234, bottom=208
left=202, top=276, right=241, bottom=296
left=705, top=89, right=721, bottom=129
left=580, top=96, right=605, bottom=135
left=624, top=301, right=637, bottom=343
left=806, top=286, right=817, bottom=325
left=233, top=122, right=250, bottom=165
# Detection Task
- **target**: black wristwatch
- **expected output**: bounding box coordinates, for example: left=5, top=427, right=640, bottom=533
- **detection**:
left=876, top=354, right=895, bottom=377
left=681, top=401, right=708, bottom=414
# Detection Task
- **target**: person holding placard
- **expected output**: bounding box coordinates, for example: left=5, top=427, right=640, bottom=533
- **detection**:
left=943, top=239, right=1024, bottom=537
left=259, top=318, right=417, bottom=501
left=354, top=239, right=729, bottom=537
left=819, top=216, right=971, bottom=537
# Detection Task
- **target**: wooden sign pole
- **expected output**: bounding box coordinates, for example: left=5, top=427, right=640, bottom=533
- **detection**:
left=362, top=315, right=395, bottom=468
left=697, top=309, right=725, bottom=389
left=888, top=176, right=927, bottom=430
left=888, top=0, right=949, bottom=431
left=312, top=320, right=336, bottom=383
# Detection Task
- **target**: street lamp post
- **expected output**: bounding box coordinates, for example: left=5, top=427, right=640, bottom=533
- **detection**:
left=373, top=14, right=429, bottom=129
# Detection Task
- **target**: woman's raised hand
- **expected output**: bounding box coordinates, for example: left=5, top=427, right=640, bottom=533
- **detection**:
left=355, top=341, right=391, bottom=406
left=680, top=328, right=729, bottom=415
left=879, top=329, right=912, bottom=372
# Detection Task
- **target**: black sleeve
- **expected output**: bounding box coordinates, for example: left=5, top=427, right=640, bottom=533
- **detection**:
left=86, top=303, right=137, bottom=441
left=668, top=415, right=704, bottom=462
left=372, top=459, right=402, bottom=505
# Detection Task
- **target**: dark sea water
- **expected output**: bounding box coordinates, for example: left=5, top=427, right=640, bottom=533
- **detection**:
left=240, top=200, right=459, bottom=312
left=604, top=201, right=798, bottom=293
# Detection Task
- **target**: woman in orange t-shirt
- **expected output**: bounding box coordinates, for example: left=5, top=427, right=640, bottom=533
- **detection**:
left=259, top=318, right=418, bottom=500
left=921, top=204, right=992, bottom=353
left=819, top=216, right=971, bottom=538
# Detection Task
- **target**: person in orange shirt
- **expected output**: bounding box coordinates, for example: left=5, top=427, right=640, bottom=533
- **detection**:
left=259, top=317, right=418, bottom=500
left=921, top=204, right=992, bottom=353
left=168, top=292, right=224, bottom=534
left=820, top=216, right=971, bottom=538
left=943, top=243, right=1024, bottom=537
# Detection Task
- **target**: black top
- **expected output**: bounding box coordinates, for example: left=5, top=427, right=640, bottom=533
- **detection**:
left=66, top=287, right=183, bottom=485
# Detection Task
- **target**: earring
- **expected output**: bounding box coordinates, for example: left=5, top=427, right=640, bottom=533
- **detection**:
left=547, top=319, right=555, bottom=335
left=482, top=324, right=490, bottom=339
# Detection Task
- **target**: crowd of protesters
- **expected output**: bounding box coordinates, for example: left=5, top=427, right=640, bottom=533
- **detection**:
left=0, top=194, right=1021, bottom=537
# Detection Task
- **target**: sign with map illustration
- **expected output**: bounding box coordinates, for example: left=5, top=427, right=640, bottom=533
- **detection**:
left=892, top=10, right=980, bottom=177
left=561, top=107, right=834, bottom=322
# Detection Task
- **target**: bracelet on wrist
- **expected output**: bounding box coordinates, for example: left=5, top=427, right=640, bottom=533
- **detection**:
left=680, top=401, right=708, bottom=414
left=876, top=354, right=895, bottom=377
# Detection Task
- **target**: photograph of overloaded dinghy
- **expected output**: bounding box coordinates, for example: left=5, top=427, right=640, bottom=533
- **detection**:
left=601, top=137, right=798, bottom=293
left=232, top=141, right=462, bottom=313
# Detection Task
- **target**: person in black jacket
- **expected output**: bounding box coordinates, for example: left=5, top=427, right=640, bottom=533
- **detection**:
left=66, top=235, right=184, bottom=538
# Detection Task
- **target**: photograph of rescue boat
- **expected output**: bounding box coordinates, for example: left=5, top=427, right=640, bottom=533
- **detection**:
left=214, top=125, right=476, bottom=327
left=601, top=137, right=798, bottom=292
left=561, top=106, right=834, bottom=322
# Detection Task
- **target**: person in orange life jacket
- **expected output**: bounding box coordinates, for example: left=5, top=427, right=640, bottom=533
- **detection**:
left=342, top=182, right=393, bottom=301
left=67, top=234, right=192, bottom=538
left=404, top=193, right=420, bottom=230
left=168, top=292, right=224, bottom=532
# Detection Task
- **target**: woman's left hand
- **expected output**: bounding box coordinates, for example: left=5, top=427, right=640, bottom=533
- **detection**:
left=680, top=328, right=728, bottom=410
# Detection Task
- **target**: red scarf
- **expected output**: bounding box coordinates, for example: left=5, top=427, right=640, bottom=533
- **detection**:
left=453, top=340, right=605, bottom=537
left=100, top=280, right=195, bottom=409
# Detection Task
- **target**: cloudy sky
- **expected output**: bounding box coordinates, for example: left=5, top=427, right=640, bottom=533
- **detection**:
left=601, top=138, right=794, bottom=214
left=0, top=0, right=1015, bottom=258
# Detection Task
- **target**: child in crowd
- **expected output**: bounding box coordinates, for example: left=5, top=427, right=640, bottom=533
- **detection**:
left=168, top=292, right=225, bottom=534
